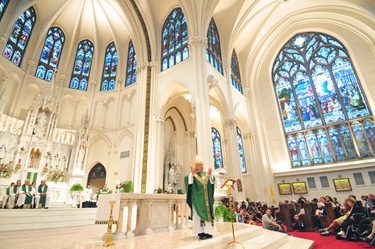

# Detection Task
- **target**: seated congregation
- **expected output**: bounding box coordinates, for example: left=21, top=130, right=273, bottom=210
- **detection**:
left=226, top=193, right=375, bottom=246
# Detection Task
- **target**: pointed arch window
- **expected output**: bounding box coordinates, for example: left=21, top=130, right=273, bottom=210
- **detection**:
left=211, top=127, right=224, bottom=169
left=237, top=127, right=247, bottom=173
left=206, top=18, right=223, bottom=75
left=100, top=42, right=118, bottom=91
left=2, top=6, right=36, bottom=67
left=35, top=27, right=65, bottom=82
left=0, top=0, right=10, bottom=21
left=231, top=50, right=243, bottom=94
left=125, top=40, right=137, bottom=87
left=161, top=7, right=188, bottom=71
left=272, top=32, right=373, bottom=167
left=69, top=39, right=94, bottom=91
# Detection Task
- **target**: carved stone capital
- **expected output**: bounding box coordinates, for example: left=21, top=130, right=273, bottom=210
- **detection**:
left=188, top=36, right=207, bottom=47
left=243, top=132, right=256, bottom=139
left=27, top=60, right=35, bottom=67
left=153, top=115, right=164, bottom=124
left=225, top=119, right=236, bottom=129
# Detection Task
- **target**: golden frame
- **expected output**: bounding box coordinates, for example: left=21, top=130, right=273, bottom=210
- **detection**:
left=292, top=182, right=308, bottom=194
left=333, top=178, right=352, bottom=192
left=277, top=183, right=292, bottom=195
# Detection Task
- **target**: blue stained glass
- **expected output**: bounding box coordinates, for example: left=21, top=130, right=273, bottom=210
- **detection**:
left=352, top=122, right=372, bottom=158
left=296, top=133, right=311, bottom=166
left=0, top=0, right=9, bottom=21
left=307, top=131, right=323, bottom=164
left=332, top=58, right=370, bottom=119
left=364, top=119, right=375, bottom=152
left=70, top=39, right=94, bottom=91
left=3, top=7, right=36, bottom=67
left=231, top=50, right=243, bottom=94
left=125, top=40, right=137, bottom=87
left=293, top=72, right=322, bottom=128
left=312, top=66, right=345, bottom=124
left=287, top=135, right=301, bottom=167
left=237, top=127, right=247, bottom=173
left=211, top=128, right=224, bottom=169
left=340, top=125, right=358, bottom=159
left=273, top=32, right=373, bottom=167
left=36, top=27, right=65, bottom=81
left=328, top=127, right=347, bottom=161
left=206, top=18, right=223, bottom=75
left=100, top=42, right=117, bottom=91
left=316, top=129, right=334, bottom=163
left=276, top=78, right=302, bottom=132
left=161, top=8, right=188, bottom=71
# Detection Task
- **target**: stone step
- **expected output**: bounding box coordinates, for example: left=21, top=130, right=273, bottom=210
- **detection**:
left=279, top=235, right=314, bottom=249
left=0, top=208, right=98, bottom=232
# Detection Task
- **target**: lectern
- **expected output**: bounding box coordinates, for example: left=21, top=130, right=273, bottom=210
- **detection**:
left=221, top=178, right=244, bottom=249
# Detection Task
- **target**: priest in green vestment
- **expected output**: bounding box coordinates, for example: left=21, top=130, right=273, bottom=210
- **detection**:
left=16, top=179, right=33, bottom=208
left=2, top=182, right=15, bottom=208
left=184, top=155, right=215, bottom=240
left=35, top=180, right=50, bottom=209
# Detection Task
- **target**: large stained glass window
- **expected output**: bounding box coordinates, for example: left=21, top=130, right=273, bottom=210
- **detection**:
left=161, top=8, right=188, bottom=71
left=211, top=127, right=224, bottom=169
left=69, top=39, right=94, bottom=91
left=2, top=6, right=36, bottom=67
left=35, top=27, right=65, bottom=82
left=273, top=32, right=373, bottom=167
left=237, top=127, right=247, bottom=173
left=206, top=18, right=223, bottom=75
left=125, top=40, right=137, bottom=87
left=0, top=0, right=10, bottom=21
left=231, top=50, right=243, bottom=94
left=100, top=42, right=117, bottom=91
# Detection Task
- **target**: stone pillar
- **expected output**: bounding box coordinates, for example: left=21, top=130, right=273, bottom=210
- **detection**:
left=10, top=60, right=35, bottom=116
left=113, top=202, right=126, bottom=239
left=125, top=200, right=135, bottom=238
left=188, top=36, right=212, bottom=169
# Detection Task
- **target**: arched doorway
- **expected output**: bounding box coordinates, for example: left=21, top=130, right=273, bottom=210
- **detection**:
left=87, top=163, right=106, bottom=194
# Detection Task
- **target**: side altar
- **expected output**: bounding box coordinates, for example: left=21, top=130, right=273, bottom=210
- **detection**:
left=96, top=193, right=189, bottom=238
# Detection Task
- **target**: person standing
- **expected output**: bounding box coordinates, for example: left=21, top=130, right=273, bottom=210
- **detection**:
left=184, top=155, right=215, bottom=240
left=35, top=180, right=50, bottom=209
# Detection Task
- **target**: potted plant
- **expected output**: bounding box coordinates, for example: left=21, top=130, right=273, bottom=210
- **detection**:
left=70, top=183, right=84, bottom=208
left=121, top=180, right=133, bottom=193
left=214, top=203, right=235, bottom=222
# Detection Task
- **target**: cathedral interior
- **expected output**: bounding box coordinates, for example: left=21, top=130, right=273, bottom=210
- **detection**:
left=0, top=0, right=374, bottom=206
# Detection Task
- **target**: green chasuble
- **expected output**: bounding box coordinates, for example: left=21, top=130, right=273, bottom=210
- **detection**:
left=184, top=172, right=215, bottom=224
left=38, top=185, right=48, bottom=207
left=22, top=184, right=33, bottom=204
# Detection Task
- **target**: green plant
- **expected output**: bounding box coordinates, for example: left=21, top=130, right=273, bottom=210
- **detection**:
left=121, top=180, right=133, bottom=193
left=157, top=187, right=163, bottom=194
left=69, top=183, right=84, bottom=192
left=214, top=204, right=236, bottom=222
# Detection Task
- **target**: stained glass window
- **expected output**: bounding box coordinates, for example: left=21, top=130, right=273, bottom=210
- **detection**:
left=69, top=39, right=94, bottom=91
left=100, top=42, right=117, bottom=91
left=35, top=27, right=65, bottom=82
left=211, top=127, right=224, bottom=169
left=0, top=0, right=9, bottom=21
left=125, top=40, right=137, bottom=87
left=231, top=50, right=243, bottom=94
left=237, top=127, right=247, bottom=173
left=161, top=8, right=188, bottom=71
left=2, top=6, right=36, bottom=67
left=273, top=32, right=373, bottom=167
left=206, top=18, right=223, bottom=75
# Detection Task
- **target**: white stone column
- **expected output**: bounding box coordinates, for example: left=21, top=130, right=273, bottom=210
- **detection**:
left=10, top=60, right=35, bottom=116
left=188, top=36, right=212, bottom=169
left=125, top=200, right=135, bottom=238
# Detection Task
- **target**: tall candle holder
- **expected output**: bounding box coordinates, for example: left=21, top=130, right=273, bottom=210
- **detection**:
left=221, top=178, right=244, bottom=249
left=103, top=200, right=116, bottom=247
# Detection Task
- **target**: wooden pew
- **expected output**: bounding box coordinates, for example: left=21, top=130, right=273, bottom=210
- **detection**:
left=303, top=202, right=317, bottom=231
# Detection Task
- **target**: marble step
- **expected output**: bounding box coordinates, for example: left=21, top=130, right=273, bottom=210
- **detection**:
left=0, top=208, right=98, bottom=232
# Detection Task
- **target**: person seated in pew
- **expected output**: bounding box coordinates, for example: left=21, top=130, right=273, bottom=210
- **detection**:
left=320, top=197, right=356, bottom=236
left=262, top=208, right=288, bottom=234
left=1, top=182, right=15, bottom=209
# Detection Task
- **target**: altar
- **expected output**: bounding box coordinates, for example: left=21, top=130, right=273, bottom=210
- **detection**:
left=95, top=193, right=189, bottom=237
